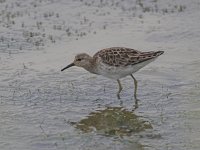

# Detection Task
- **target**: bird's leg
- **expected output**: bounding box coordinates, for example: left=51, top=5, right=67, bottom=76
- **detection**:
left=130, top=74, right=138, bottom=101
left=117, top=79, right=123, bottom=99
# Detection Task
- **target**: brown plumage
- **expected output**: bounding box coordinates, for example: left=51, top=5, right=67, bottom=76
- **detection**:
left=93, top=47, right=164, bottom=67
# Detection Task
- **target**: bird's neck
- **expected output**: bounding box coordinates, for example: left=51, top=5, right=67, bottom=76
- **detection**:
left=83, top=58, right=98, bottom=74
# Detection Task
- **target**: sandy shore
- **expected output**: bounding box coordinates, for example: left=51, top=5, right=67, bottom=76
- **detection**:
left=0, top=0, right=200, bottom=150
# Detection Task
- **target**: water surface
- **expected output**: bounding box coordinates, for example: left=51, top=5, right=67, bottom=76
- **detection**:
left=0, top=0, right=200, bottom=150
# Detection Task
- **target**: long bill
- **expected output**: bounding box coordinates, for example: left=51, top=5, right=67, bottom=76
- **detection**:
left=61, top=63, right=75, bottom=71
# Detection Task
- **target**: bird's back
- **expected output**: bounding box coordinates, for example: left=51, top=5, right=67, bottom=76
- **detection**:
left=93, top=47, right=164, bottom=67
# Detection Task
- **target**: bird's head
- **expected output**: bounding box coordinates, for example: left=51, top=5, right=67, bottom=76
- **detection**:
left=61, top=53, right=93, bottom=71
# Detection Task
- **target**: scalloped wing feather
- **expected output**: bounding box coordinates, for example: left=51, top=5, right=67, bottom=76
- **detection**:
left=93, top=47, right=163, bottom=67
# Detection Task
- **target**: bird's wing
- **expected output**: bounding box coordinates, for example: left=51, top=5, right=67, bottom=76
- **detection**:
left=93, top=47, right=163, bottom=67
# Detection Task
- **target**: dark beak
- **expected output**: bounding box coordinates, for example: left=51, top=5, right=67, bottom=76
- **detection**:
left=61, top=63, right=75, bottom=71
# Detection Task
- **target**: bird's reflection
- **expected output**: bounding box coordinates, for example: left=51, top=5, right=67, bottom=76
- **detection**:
left=75, top=107, right=152, bottom=136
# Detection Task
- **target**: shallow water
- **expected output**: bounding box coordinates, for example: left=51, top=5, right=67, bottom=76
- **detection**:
left=1, top=0, right=200, bottom=150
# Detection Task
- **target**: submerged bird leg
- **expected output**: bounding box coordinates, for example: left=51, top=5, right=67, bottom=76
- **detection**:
left=117, top=79, right=123, bottom=99
left=130, top=74, right=138, bottom=101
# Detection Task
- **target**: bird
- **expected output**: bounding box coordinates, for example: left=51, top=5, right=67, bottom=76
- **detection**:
left=61, top=47, right=164, bottom=100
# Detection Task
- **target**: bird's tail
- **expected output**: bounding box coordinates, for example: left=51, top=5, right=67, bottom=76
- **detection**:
left=155, top=51, right=164, bottom=56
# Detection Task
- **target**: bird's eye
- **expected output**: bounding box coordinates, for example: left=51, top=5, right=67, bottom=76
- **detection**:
left=77, top=58, right=82, bottom=61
